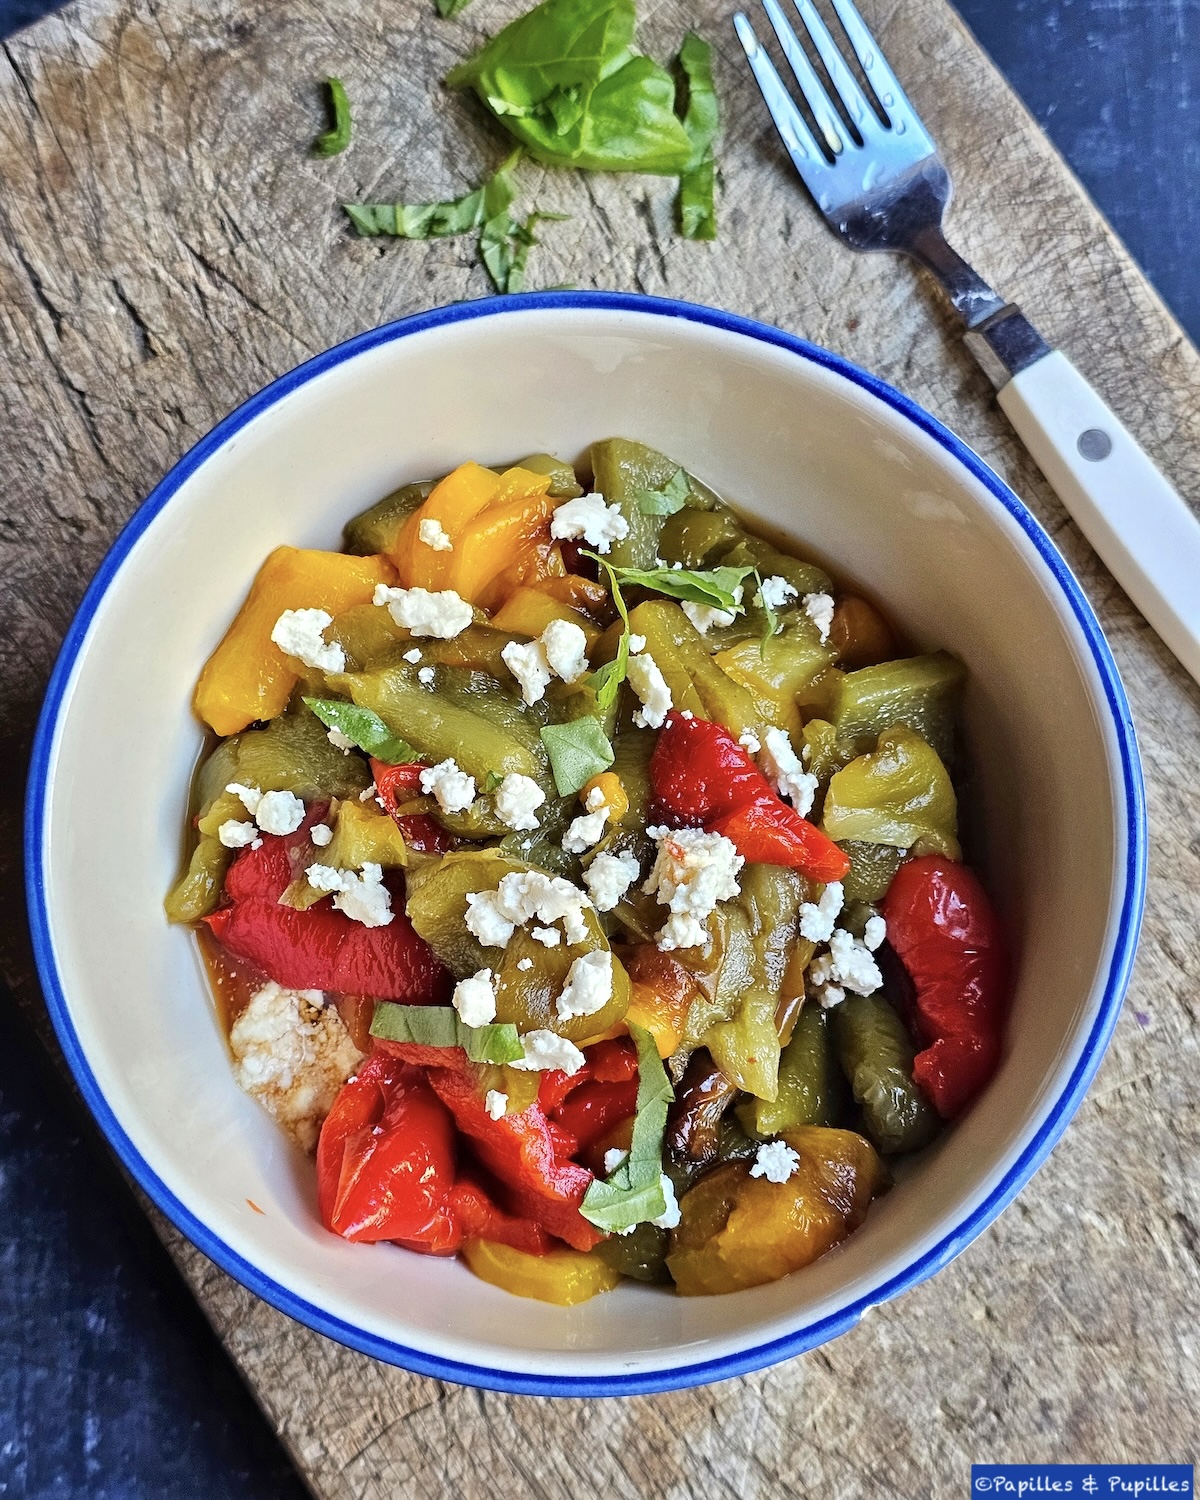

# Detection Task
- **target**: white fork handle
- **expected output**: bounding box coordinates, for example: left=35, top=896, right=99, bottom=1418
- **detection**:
left=996, top=350, right=1200, bottom=685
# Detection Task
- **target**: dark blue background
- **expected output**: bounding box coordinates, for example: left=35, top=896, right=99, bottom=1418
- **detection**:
left=2, top=1, right=1196, bottom=1496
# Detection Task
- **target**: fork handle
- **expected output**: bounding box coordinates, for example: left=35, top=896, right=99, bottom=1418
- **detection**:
left=996, top=350, right=1200, bottom=686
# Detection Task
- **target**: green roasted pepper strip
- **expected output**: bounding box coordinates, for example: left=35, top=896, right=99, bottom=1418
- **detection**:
left=831, top=994, right=941, bottom=1155
left=830, top=651, right=965, bottom=764
left=589, top=437, right=719, bottom=568
left=342, top=480, right=434, bottom=556
left=737, top=1003, right=847, bottom=1136
left=625, top=599, right=758, bottom=736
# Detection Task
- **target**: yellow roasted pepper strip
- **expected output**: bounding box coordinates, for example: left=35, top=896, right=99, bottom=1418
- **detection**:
left=452, top=488, right=556, bottom=606
left=392, top=461, right=500, bottom=588
left=194, top=546, right=393, bottom=736
left=461, top=1239, right=621, bottom=1306
left=490, top=587, right=601, bottom=649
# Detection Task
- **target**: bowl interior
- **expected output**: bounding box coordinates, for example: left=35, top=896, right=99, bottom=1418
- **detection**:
left=32, top=299, right=1138, bottom=1391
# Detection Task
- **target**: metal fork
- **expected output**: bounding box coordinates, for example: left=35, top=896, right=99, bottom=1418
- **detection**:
left=735, top=0, right=1200, bottom=688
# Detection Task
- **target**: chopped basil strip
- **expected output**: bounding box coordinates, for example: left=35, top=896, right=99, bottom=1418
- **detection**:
left=601, top=560, right=755, bottom=613
left=370, top=1003, right=524, bottom=1065
left=580, top=1024, right=675, bottom=1233
left=481, top=208, right=568, bottom=294
left=635, top=468, right=690, bottom=516
left=436, top=0, right=475, bottom=16
left=755, top=567, right=778, bottom=657
left=344, top=150, right=521, bottom=239
left=303, top=697, right=421, bottom=765
left=540, top=716, right=615, bottom=796
left=483, top=770, right=505, bottom=793
left=312, top=77, right=352, bottom=158
left=676, top=34, right=718, bottom=240
left=584, top=553, right=631, bottom=714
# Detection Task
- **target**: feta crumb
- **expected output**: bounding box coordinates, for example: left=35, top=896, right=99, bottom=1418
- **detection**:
left=799, top=880, right=845, bottom=944
left=516, top=956, right=534, bottom=972
left=562, top=805, right=610, bottom=855
left=305, top=862, right=394, bottom=927
left=402, top=647, right=423, bottom=664
left=492, top=870, right=593, bottom=946
left=541, top=619, right=589, bottom=684
left=531, top=926, right=561, bottom=947
left=803, top=591, right=836, bottom=644
left=452, top=968, right=497, bottom=1027
left=682, top=599, right=737, bottom=635
left=603, top=1148, right=629, bottom=1174
left=417, top=666, right=436, bottom=687
left=465, top=891, right=517, bottom=948
left=359, top=784, right=377, bottom=802
left=758, top=575, right=799, bottom=611
left=750, top=1140, right=802, bottom=1184
left=738, top=730, right=761, bottom=755
left=628, top=634, right=647, bottom=654
left=484, top=1089, right=508, bottom=1121
left=759, top=726, right=819, bottom=818
left=373, top=584, right=472, bottom=639
left=810, top=927, right=883, bottom=999
left=270, top=608, right=346, bottom=674
left=643, top=826, right=743, bottom=951
left=419, top=758, right=476, bottom=814
left=229, top=982, right=363, bottom=1153
left=254, top=789, right=306, bottom=837
left=584, top=785, right=607, bottom=812
left=510, top=1030, right=587, bottom=1075
left=650, top=1173, right=681, bottom=1229
left=218, top=819, right=260, bottom=849
left=327, top=727, right=355, bottom=753
left=817, top=984, right=846, bottom=1009
left=627, top=652, right=672, bottom=729
left=583, top=850, right=640, bottom=912
left=680, top=709, right=694, bottom=720
left=493, top=773, right=546, bottom=831
left=226, top=782, right=263, bottom=816
left=549, top=493, right=630, bottom=554
left=501, top=638, right=553, bottom=705
left=418, top=517, right=453, bottom=552
left=310, top=822, right=333, bottom=847
left=555, top=949, right=614, bottom=1021
left=863, top=913, right=888, bottom=952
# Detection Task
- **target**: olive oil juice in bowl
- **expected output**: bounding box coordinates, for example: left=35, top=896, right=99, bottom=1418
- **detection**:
left=28, top=293, right=1144, bottom=1393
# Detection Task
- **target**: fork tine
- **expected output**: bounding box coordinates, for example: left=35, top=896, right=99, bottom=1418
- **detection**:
left=826, top=0, right=929, bottom=139
left=787, top=0, right=881, bottom=139
left=758, top=0, right=849, bottom=156
left=734, top=12, right=836, bottom=191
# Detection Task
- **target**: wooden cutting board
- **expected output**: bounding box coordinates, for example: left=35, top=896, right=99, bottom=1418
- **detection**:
left=3, top=0, right=1198, bottom=1493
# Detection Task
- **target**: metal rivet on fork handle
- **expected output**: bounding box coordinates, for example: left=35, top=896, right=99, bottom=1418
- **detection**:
left=1077, top=429, right=1113, bottom=462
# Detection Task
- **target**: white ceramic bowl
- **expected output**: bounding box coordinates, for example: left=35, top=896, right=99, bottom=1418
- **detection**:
left=27, top=293, right=1145, bottom=1395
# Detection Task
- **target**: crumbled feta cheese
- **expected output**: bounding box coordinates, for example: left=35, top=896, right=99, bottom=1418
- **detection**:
left=628, top=634, right=647, bottom=654
left=799, top=880, right=845, bottom=944
left=682, top=599, right=737, bottom=635
left=419, top=758, right=476, bottom=814
left=738, top=730, right=761, bottom=755
left=531, top=926, right=561, bottom=947
left=492, top=870, right=593, bottom=945
left=750, top=1139, right=802, bottom=1184
left=803, top=591, right=836, bottom=644
left=759, top=726, right=819, bottom=818
left=584, top=785, right=607, bottom=812
left=603, top=1148, right=629, bottom=1174
left=418, top=517, right=453, bottom=552
left=758, top=575, right=799, bottom=611
left=555, top=950, right=614, bottom=1021
left=810, top=927, right=883, bottom=1000
left=402, top=647, right=423, bottom=664
left=680, top=709, right=694, bottom=720
left=465, top=891, right=516, bottom=948
left=627, top=652, right=672, bottom=729
left=863, top=913, right=887, bottom=952
left=549, top=493, right=630, bottom=553
left=310, top=823, right=333, bottom=847
left=270, top=608, right=346, bottom=674
left=643, top=826, right=743, bottom=951
left=562, top=806, right=609, bottom=854
left=226, top=782, right=263, bottom=816
left=373, top=584, right=472, bottom=639
left=218, top=819, right=260, bottom=849
left=541, top=619, right=589, bottom=684
left=484, top=1089, right=508, bottom=1120
left=305, top=862, right=393, bottom=927
left=359, top=784, right=377, bottom=802
left=417, top=666, right=435, bottom=687
left=229, top=982, right=363, bottom=1153
left=583, top=850, right=640, bottom=912
left=327, top=727, right=355, bottom=753
left=452, top=968, right=497, bottom=1027
left=510, top=1030, right=586, bottom=1075
left=650, top=1173, right=681, bottom=1229
left=516, top=956, right=534, bottom=972
left=493, top=772, right=546, bottom=831
left=501, top=638, right=553, bottom=705
left=254, top=789, right=306, bottom=837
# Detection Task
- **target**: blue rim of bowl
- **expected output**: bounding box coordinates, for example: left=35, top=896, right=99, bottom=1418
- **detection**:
left=25, top=291, right=1146, bottom=1397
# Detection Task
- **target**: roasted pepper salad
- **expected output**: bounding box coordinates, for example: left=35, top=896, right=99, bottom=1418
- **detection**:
left=168, top=439, right=1008, bottom=1302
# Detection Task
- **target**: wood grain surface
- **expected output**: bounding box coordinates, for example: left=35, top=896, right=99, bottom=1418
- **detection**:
left=2, top=0, right=1198, bottom=1494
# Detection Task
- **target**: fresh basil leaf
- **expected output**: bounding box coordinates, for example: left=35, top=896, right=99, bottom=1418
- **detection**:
left=312, top=77, right=352, bottom=158
left=483, top=771, right=505, bottom=793
left=344, top=150, right=521, bottom=238
left=635, top=468, right=690, bottom=516
left=436, top=0, right=475, bottom=17
left=580, top=1024, right=675, bottom=1233
left=581, top=552, right=630, bottom=714
left=303, top=697, right=421, bottom=765
left=481, top=208, right=568, bottom=293
left=755, top=568, right=778, bottom=658
left=540, top=717, right=615, bottom=795
left=676, top=33, right=718, bottom=240
left=371, top=1003, right=524, bottom=1065
left=601, top=561, right=755, bottom=613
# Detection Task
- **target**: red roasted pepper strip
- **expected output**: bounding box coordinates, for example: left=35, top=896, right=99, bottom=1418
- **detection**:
left=551, top=1078, right=640, bottom=1154
left=316, top=1054, right=460, bottom=1251
left=650, top=714, right=849, bottom=883
left=448, top=1177, right=550, bottom=1256
left=882, top=854, right=1008, bottom=1118
left=371, top=758, right=455, bottom=853
left=425, top=1066, right=603, bottom=1251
